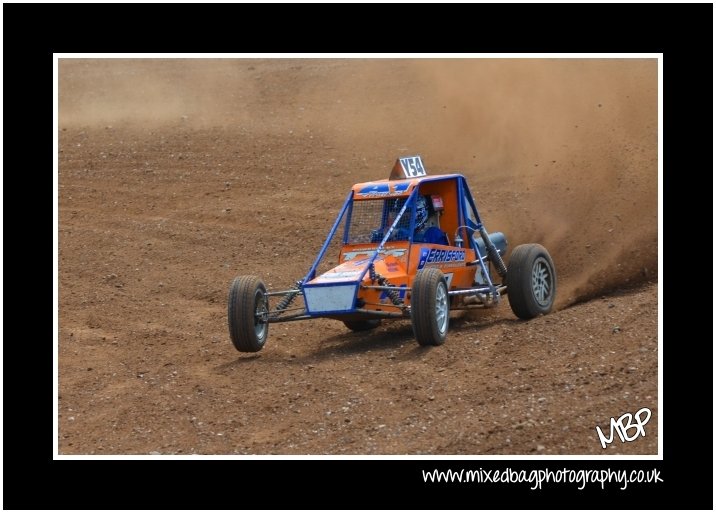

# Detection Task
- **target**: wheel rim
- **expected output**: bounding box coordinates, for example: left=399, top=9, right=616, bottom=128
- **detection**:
left=254, top=289, right=268, bottom=340
left=435, top=281, right=448, bottom=335
left=531, top=257, right=553, bottom=307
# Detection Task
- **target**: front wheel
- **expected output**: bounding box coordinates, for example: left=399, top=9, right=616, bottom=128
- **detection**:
left=410, top=268, right=449, bottom=346
left=507, top=243, right=556, bottom=319
left=228, top=275, right=269, bottom=352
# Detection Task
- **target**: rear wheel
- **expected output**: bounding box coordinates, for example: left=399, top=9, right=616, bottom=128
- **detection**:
left=410, top=268, right=449, bottom=346
left=343, top=319, right=381, bottom=332
left=228, top=275, right=269, bottom=352
left=507, top=243, right=556, bottom=319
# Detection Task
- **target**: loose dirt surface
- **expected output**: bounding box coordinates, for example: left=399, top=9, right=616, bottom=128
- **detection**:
left=58, top=58, right=658, bottom=455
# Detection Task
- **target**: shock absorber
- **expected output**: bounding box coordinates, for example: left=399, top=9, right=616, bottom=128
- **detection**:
left=374, top=272, right=403, bottom=306
left=274, top=280, right=303, bottom=312
left=479, top=226, right=508, bottom=278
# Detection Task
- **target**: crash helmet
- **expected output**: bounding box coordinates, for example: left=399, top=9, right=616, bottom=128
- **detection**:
left=415, top=195, right=429, bottom=230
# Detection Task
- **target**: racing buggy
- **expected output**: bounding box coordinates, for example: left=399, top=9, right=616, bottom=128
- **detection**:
left=228, top=156, right=556, bottom=352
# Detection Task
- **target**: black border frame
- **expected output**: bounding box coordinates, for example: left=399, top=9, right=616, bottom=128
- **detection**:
left=3, top=2, right=711, bottom=510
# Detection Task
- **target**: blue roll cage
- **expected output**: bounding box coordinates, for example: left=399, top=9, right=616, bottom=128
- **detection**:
left=301, top=175, right=498, bottom=299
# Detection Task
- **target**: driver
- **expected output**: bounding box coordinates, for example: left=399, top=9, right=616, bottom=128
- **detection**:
left=371, top=195, right=449, bottom=245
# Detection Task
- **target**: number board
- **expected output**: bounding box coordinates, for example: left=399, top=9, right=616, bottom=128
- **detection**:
left=390, top=155, right=427, bottom=179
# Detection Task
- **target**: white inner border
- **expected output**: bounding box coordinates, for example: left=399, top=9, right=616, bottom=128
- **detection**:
left=53, top=53, right=663, bottom=461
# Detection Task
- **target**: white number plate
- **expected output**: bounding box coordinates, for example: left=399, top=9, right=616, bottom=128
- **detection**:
left=398, top=156, right=427, bottom=178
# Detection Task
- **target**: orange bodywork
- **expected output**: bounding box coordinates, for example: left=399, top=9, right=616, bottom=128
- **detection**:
left=307, top=174, right=479, bottom=316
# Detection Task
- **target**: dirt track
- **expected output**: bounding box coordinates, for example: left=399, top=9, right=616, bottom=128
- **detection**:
left=58, top=58, right=658, bottom=455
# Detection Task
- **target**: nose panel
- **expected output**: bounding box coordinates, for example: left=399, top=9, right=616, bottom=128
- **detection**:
left=303, top=283, right=358, bottom=314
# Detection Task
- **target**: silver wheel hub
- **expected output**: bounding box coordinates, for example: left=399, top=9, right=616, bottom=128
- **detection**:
left=254, top=290, right=268, bottom=339
left=435, top=281, right=448, bottom=335
left=531, top=257, right=552, bottom=306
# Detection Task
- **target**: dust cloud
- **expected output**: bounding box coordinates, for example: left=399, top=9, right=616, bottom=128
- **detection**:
left=59, top=59, right=257, bottom=127
left=300, top=58, right=658, bottom=307
left=413, top=59, right=658, bottom=307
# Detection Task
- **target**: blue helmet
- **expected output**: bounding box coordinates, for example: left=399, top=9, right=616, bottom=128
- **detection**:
left=415, top=195, right=429, bottom=230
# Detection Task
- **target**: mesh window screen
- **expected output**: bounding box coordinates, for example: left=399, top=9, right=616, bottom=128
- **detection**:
left=348, top=198, right=413, bottom=244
